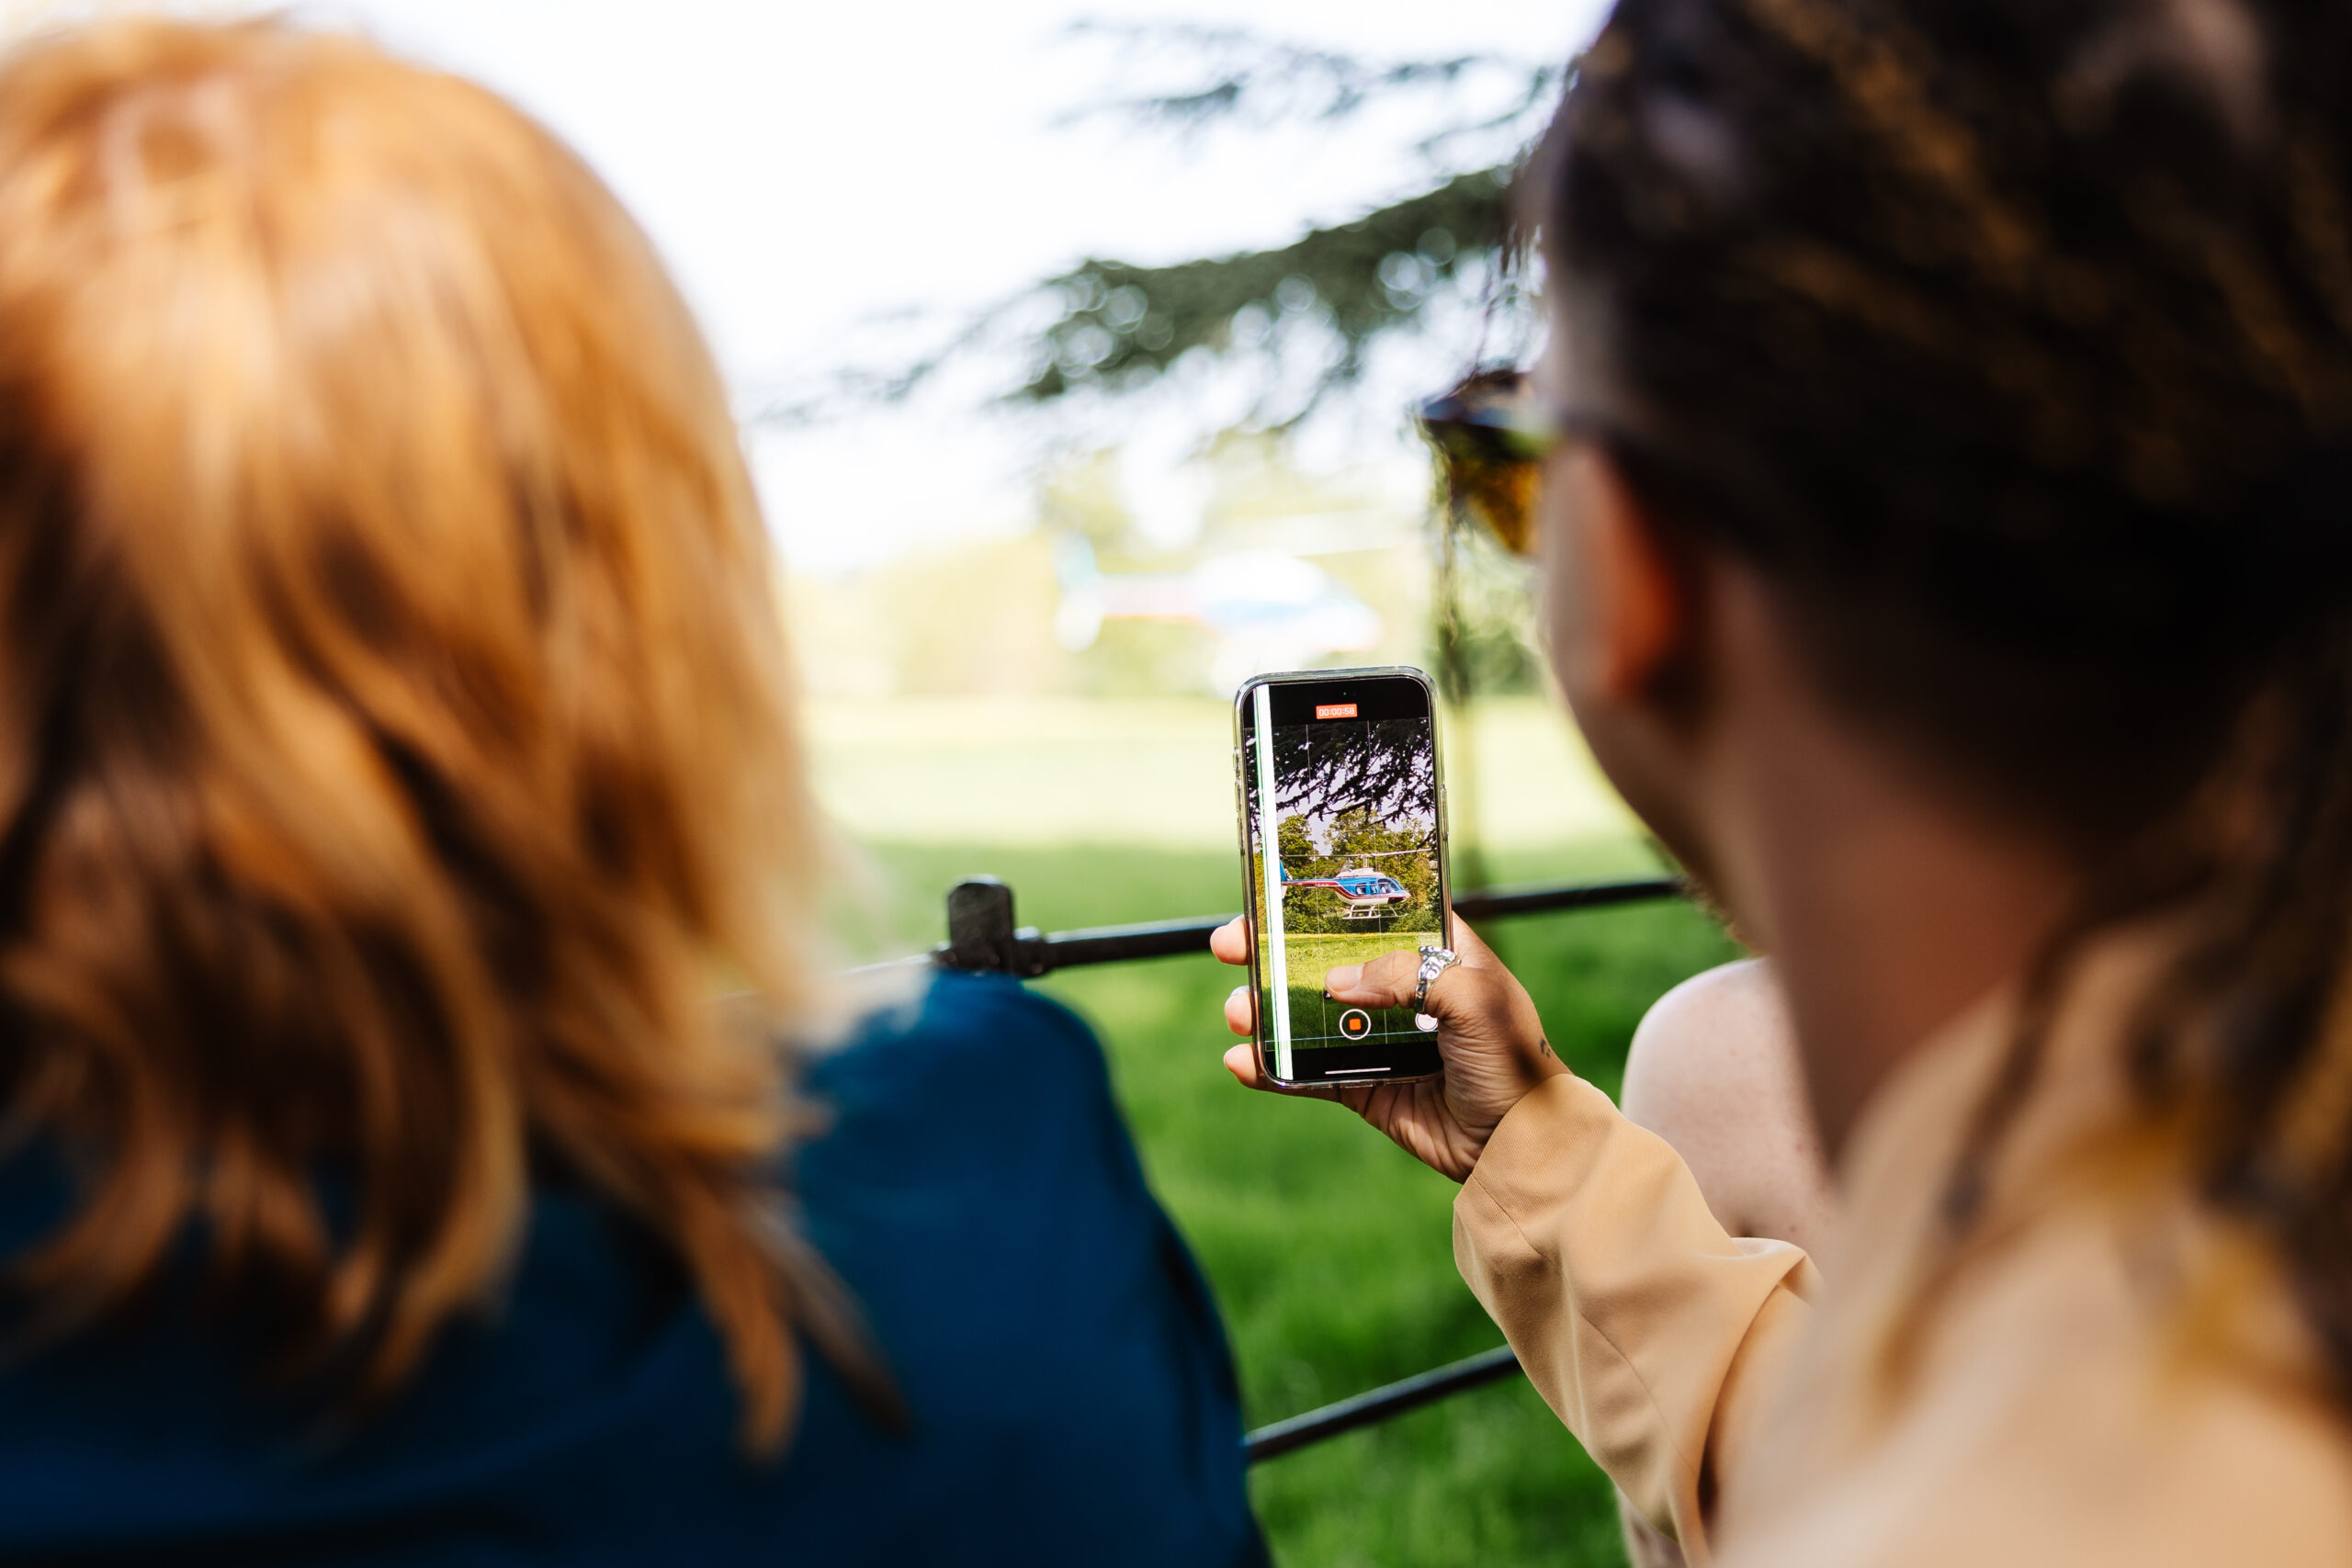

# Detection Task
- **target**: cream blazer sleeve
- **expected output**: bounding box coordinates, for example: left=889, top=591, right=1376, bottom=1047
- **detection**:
left=1453, top=1074, right=1821, bottom=1564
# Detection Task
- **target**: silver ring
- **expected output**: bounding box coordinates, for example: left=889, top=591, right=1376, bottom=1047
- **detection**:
left=1412, top=945, right=1460, bottom=1013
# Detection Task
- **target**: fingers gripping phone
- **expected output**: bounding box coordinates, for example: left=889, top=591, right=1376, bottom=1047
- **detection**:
left=1234, top=667, right=1449, bottom=1088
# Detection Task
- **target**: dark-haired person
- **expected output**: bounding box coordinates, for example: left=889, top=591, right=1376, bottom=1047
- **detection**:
left=1217, top=0, right=2352, bottom=1560
left=0, top=19, right=1264, bottom=1564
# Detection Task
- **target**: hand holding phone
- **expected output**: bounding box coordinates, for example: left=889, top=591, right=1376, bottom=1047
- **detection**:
left=1211, top=913, right=1563, bottom=1181
left=1225, top=665, right=1564, bottom=1179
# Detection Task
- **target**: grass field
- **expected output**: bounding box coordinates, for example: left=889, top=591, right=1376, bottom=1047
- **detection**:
left=846, top=837, right=1741, bottom=1568
left=1276, top=930, right=1430, bottom=1049
left=805, top=695, right=1640, bottom=851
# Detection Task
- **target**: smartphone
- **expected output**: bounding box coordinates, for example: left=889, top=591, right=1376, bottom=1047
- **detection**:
left=1234, top=666, right=1449, bottom=1087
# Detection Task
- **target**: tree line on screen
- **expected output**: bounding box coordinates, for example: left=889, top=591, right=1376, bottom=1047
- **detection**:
left=1271, top=717, right=1435, bottom=831
left=1243, top=716, right=1441, bottom=931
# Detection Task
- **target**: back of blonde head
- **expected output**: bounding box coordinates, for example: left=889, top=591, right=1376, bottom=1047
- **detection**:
left=0, top=17, right=855, bottom=1447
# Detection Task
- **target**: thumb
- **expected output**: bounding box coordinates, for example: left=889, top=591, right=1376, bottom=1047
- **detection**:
left=1325, top=945, right=1439, bottom=1013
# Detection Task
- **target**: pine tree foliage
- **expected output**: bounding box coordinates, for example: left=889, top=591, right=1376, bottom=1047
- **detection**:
left=1054, top=22, right=1544, bottom=133
left=1021, top=164, right=1514, bottom=401
left=1018, top=28, right=1558, bottom=406
left=750, top=33, right=1558, bottom=425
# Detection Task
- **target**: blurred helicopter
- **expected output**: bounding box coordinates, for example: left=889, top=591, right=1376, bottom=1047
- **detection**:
left=1052, top=535, right=1383, bottom=692
left=1281, top=863, right=1411, bottom=918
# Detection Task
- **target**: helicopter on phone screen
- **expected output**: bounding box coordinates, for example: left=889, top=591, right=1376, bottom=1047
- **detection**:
left=1280, top=863, right=1411, bottom=919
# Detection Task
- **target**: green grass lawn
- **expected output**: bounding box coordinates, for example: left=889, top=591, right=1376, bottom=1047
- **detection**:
left=1275, top=930, right=1430, bottom=1051
left=846, top=839, right=1741, bottom=1568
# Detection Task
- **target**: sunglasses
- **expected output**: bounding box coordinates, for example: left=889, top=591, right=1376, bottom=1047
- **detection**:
left=1415, top=367, right=1575, bottom=559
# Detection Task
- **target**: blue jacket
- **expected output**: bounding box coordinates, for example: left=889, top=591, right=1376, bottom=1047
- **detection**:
left=0, top=972, right=1269, bottom=1566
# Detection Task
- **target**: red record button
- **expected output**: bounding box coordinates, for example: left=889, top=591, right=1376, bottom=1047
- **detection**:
left=1339, top=1009, right=1373, bottom=1039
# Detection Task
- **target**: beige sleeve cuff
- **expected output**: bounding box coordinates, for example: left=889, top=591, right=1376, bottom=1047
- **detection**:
left=1453, top=1074, right=1820, bottom=1563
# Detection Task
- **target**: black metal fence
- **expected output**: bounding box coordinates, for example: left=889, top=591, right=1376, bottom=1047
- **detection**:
left=924, top=870, right=1684, bottom=1463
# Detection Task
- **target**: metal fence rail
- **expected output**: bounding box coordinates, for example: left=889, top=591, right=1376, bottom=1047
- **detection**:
left=1243, top=1344, right=1525, bottom=1462
left=933, top=872, right=1684, bottom=976
left=922, top=869, right=1687, bottom=1462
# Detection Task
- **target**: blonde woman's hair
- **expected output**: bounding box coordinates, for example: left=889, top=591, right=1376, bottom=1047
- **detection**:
left=0, top=17, right=878, bottom=1449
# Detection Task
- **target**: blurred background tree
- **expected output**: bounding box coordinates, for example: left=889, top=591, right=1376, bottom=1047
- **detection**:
left=775, top=24, right=1563, bottom=712
left=1016, top=23, right=1556, bottom=417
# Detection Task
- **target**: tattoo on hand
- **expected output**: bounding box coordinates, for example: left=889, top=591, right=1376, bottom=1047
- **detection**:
left=1538, top=1037, right=1555, bottom=1059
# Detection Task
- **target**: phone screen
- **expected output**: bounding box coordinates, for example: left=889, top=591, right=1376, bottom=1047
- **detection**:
left=1237, top=669, right=1446, bottom=1085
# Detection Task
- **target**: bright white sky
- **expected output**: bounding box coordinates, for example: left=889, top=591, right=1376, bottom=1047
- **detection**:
left=294, top=0, right=1615, bottom=572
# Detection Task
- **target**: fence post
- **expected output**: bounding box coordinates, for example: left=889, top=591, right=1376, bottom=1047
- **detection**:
left=942, top=876, right=1020, bottom=973
left=942, top=877, right=1050, bottom=976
